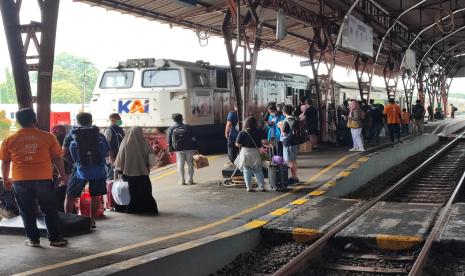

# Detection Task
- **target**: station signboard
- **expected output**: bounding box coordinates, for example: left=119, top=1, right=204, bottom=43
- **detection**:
left=403, top=49, right=416, bottom=71
left=340, top=15, right=373, bottom=57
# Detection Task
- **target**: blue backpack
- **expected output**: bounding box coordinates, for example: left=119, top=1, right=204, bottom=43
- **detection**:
left=69, top=126, right=109, bottom=180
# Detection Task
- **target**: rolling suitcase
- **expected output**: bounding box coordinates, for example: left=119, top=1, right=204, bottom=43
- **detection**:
left=267, top=146, right=288, bottom=190
left=268, top=163, right=289, bottom=191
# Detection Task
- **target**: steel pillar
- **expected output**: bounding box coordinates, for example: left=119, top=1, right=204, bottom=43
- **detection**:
left=308, top=27, right=337, bottom=143
left=383, top=51, right=402, bottom=101
left=0, top=0, right=60, bottom=131
left=402, top=69, right=415, bottom=113
left=222, top=0, right=261, bottom=127
left=37, top=0, right=60, bottom=131
left=0, top=0, right=33, bottom=108
left=354, top=55, right=372, bottom=102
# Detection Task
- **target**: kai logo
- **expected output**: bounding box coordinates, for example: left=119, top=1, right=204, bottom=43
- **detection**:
left=118, top=99, right=149, bottom=114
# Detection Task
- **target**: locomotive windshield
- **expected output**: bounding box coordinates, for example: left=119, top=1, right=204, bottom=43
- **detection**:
left=142, top=69, right=181, bottom=87
left=100, top=71, right=134, bottom=89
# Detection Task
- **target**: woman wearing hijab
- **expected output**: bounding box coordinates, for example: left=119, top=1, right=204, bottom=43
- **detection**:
left=347, top=100, right=365, bottom=152
left=114, top=127, right=158, bottom=214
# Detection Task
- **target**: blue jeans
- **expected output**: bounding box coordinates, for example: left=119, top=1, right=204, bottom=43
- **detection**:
left=243, top=165, right=265, bottom=190
left=387, top=124, right=401, bottom=142
left=13, top=180, right=61, bottom=242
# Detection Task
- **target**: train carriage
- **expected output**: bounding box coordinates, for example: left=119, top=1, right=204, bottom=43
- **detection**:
left=90, top=58, right=312, bottom=153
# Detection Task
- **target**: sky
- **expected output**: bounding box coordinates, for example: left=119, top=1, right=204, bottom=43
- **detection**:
left=0, top=0, right=463, bottom=94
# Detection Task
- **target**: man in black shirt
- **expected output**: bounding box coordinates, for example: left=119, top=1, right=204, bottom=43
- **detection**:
left=167, top=113, right=198, bottom=185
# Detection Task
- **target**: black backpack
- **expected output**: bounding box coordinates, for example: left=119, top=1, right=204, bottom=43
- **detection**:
left=285, top=118, right=308, bottom=146
left=172, top=125, right=195, bottom=151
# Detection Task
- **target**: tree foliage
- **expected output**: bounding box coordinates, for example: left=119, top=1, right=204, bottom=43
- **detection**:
left=0, top=52, right=99, bottom=104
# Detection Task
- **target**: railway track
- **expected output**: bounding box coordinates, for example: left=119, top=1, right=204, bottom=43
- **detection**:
left=273, top=133, right=465, bottom=276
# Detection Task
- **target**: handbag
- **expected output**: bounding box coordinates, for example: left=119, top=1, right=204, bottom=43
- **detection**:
left=234, top=130, right=263, bottom=170
left=111, top=178, right=131, bottom=205
left=347, top=118, right=360, bottom=129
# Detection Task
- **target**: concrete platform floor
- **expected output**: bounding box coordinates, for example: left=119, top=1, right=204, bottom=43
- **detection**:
left=437, top=203, right=465, bottom=252
left=335, top=201, right=441, bottom=251
left=0, top=145, right=361, bottom=276
left=263, top=197, right=361, bottom=243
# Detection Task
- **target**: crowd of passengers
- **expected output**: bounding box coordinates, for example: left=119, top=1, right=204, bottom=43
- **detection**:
left=0, top=97, right=438, bottom=247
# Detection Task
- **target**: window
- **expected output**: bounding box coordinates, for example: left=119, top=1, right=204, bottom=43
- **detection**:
left=190, top=71, right=210, bottom=87
left=142, top=69, right=181, bottom=87
left=216, top=70, right=228, bottom=89
left=99, top=71, right=134, bottom=89
left=286, top=87, right=292, bottom=97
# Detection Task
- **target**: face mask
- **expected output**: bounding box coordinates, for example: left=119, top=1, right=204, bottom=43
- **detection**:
left=116, top=119, right=123, bottom=126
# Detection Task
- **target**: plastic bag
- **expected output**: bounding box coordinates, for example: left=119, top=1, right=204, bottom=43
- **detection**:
left=379, top=127, right=386, bottom=138
left=111, top=179, right=131, bottom=206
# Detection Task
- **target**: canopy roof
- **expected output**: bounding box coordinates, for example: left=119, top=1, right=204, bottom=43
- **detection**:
left=77, top=0, right=465, bottom=77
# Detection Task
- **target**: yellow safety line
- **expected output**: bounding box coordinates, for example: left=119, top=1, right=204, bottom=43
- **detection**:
left=14, top=153, right=353, bottom=276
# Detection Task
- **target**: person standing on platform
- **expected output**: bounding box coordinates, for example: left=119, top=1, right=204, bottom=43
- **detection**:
left=401, top=108, right=411, bottom=135
left=367, top=100, right=384, bottom=145
left=0, top=108, right=68, bottom=247
left=104, top=113, right=125, bottom=180
left=384, top=99, right=402, bottom=143
left=451, top=104, right=457, bottom=119
left=427, top=105, right=434, bottom=121
left=235, top=117, right=267, bottom=192
left=167, top=113, right=198, bottom=185
left=51, top=125, right=72, bottom=212
left=347, top=100, right=365, bottom=152
left=224, top=105, right=239, bottom=167
left=302, top=99, right=319, bottom=149
left=412, top=100, right=425, bottom=135
left=266, top=103, right=285, bottom=156
left=63, top=112, right=109, bottom=228
left=299, top=97, right=308, bottom=118
left=280, top=104, right=300, bottom=184
left=114, top=127, right=158, bottom=214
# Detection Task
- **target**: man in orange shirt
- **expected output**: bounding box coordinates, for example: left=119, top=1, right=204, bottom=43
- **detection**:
left=383, top=99, right=402, bottom=143
left=0, top=108, right=68, bottom=247
left=401, top=108, right=411, bottom=134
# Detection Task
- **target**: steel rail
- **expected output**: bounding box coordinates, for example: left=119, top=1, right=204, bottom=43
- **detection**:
left=273, top=131, right=465, bottom=276
left=409, top=158, right=465, bottom=275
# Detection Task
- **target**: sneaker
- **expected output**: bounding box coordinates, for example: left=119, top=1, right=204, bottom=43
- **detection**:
left=257, top=187, right=266, bottom=192
left=349, top=148, right=357, bottom=151
left=50, top=238, right=68, bottom=247
left=357, top=148, right=365, bottom=152
left=289, top=178, right=300, bottom=185
left=24, top=239, right=40, bottom=247
left=187, top=180, right=196, bottom=185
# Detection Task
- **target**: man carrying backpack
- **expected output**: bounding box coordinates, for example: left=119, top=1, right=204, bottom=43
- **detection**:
left=104, top=113, right=125, bottom=179
left=167, top=113, right=198, bottom=185
left=412, top=100, right=425, bottom=135
left=63, top=112, right=109, bottom=228
left=279, top=105, right=301, bottom=185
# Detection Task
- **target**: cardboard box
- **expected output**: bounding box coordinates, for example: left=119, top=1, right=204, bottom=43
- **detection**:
left=299, top=141, right=312, bottom=153
left=193, top=154, right=209, bottom=169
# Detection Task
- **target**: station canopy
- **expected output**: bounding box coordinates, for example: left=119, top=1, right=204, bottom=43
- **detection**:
left=77, top=0, right=465, bottom=78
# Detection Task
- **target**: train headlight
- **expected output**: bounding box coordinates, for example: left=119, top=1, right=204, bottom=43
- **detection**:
left=155, top=59, right=169, bottom=68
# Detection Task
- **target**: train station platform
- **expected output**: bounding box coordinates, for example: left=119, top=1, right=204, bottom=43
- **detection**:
left=1, top=117, right=463, bottom=276
left=0, top=146, right=361, bottom=275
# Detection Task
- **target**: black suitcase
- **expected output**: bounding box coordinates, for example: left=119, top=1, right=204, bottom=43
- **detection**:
left=268, top=163, right=288, bottom=190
